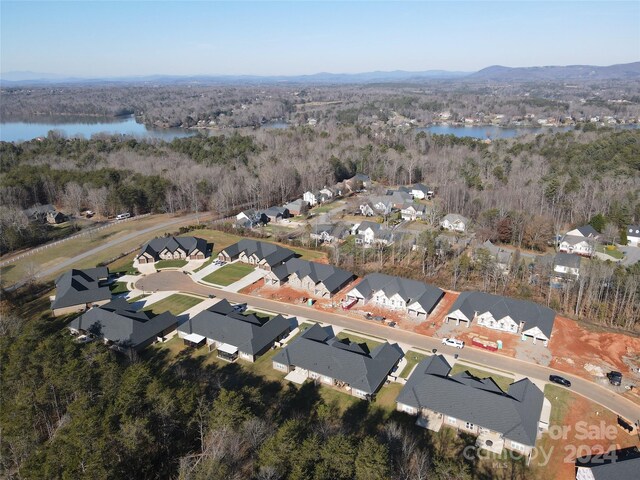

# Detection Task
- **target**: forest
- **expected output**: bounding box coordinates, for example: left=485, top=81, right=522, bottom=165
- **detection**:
left=1, top=288, right=533, bottom=480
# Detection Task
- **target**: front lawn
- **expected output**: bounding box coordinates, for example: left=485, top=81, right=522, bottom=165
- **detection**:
left=400, top=350, right=429, bottom=378
left=143, top=293, right=203, bottom=316
left=449, top=363, right=514, bottom=391
left=596, top=244, right=624, bottom=259
left=193, top=257, right=214, bottom=272
left=155, top=259, right=188, bottom=269
left=336, top=331, right=383, bottom=351
left=109, top=281, right=130, bottom=295
left=202, top=263, right=255, bottom=286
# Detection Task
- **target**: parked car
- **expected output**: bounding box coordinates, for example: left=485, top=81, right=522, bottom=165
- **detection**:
left=441, top=338, right=464, bottom=349
left=606, top=371, right=622, bottom=386
left=549, top=375, right=571, bottom=387
left=387, top=321, right=397, bottom=328
left=115, top=212, right=131, bottom=220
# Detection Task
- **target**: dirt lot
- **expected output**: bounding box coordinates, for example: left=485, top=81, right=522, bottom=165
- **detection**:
left=534, top=385, right=640, bottom=480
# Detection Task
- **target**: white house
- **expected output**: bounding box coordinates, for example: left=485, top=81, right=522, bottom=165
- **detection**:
left=410, top=183, right=433, bottom=200
left=401, top=204, right=427, bottom=221
left=441, top=214, right=470, bottom=233
left=372, top=197, right=394, bottom=215
left=558, top=235, right=595, bottom=257
left=318, top=187, right=334, bottom=199
left=303, top=191, right=318, bottom=207
left=626, top=225, right=640, bottom=247
left=566, top=225, right=600, bottom=239
left=359, top=202, right=375, bottom=217
left=553, top=253, right=581, bottom=279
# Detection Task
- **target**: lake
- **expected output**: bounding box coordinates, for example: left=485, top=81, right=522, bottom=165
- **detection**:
left=0, top=115, right=196, bottom=143
left=417, top=124, right=638, bottom=139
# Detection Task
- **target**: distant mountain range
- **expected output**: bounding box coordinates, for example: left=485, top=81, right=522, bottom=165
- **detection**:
left=1, top=62, right=639, bottom=86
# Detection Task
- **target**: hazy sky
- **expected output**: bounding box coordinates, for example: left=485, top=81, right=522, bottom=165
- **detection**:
left=1, top=1, right=639, bottom=77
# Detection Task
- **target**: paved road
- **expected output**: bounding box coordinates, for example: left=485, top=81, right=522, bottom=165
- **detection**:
left=8, top=213, right=209, bottom=291
left=137, top=271, right=640, bottom=424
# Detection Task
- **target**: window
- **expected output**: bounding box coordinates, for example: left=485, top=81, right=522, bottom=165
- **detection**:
left=510, top=441, right=526, bottom=452
left=447, top=416, right=457, bottom=425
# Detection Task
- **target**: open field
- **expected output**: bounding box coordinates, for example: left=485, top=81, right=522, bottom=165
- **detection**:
left=143, top=293, right=203, bottom=316
left=0, top=214, right=203, bottom=286
left=202, top=263, right=255, bottom=286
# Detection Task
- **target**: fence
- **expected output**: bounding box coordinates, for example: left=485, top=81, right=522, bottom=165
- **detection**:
left=0, top=214, right=151, bottom=268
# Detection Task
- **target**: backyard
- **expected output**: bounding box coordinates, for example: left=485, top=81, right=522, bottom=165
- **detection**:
left=143, top=293, right=204, bottom=316
left=202, top=263, right=255, bottom=286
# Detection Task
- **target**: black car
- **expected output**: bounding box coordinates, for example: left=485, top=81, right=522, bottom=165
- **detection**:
left=549, top=375, right=571, bottom=387
left=606, top=371, right=622, bottom=386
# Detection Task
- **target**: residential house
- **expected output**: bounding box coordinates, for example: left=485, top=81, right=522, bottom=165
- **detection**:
left=303, top=191, right=319, bottom=207
left=264, top=257, right=355, bottom=298
left=478, top=240, right=513, bottom=272
left=553, top=253, right=581, bottom=279
left=68, top=297, right=178, bottom=351
left=272, top=324, right=403, bottom=399
left=396, top=355, right=550, bottom=459
left=359, top=201, right=376, bottom=217
left=177, top=299, right=292, bottom=362
left=236, top=209, right=262, bottom=228
left=218, top=239, right=296, bottom=271
left=410, top=183, right=433, bottom=200
left=575, top=446, right=640, bottom=480
left=626, top=225, right=640, bottom=247
left=258, top=206, right=290, bottom=223
left=445, top=291, right=556, bottom=345
left=318, top=187, right=335, bottom=200
left=385, top=190, right=413, bottom=208
left=346, top=173, right=371, bottom=191
left=136, top=236, right=208, bottom=264
left=309, top=223, right=349, bottom=243
left=345, top=273, right=444, bottom=318
left=51, top=267, right=111, bottom=316
left=558, top=235, right=595, bottom=257
left=441, top=214, right=470, bottom=233
left=24, top=204, right=63, bottom=224
left=283, top=199, right=308, bottom=216
left=566, top=225, right=600, bottom=238
left=401, top=203, right=427, bottom=221
left=353, top=221, right=396, bottom=246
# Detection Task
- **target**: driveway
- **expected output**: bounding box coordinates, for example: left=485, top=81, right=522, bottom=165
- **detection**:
left=135, top=271, right=640, bottom=424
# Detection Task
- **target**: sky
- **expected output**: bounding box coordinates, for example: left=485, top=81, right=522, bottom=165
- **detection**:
left=1, top=1, right=639, bottom=77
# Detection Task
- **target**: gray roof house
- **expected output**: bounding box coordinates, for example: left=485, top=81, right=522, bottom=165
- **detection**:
left=446, top=291, right=556, bottom=345
left=441, top=213, right=470, bottom=233
left=345, top=273, right=444, bottom=318
left=283, top=199, right=308, bottom=216
left=566, top=224, right=600, bottom=238
left=177, top=299, right=292, bottom=362
left=24, top=203, right=57, bottom=223
left=626, top=224, right=640, bottom=247
left=396, top=355, right=550, bottom=457
left=51, top=267, right=111, bottom=316
left=68, top=297, right=178, bottom=351
left=478, top=240, right=513, bottom=272
left=309, top=223, right=350, bottom=243
left=410, top=183, right=433, bottom=199
left=259, top=206, right=290, bottom=223
left=575, top=446, right=640, bottom=480
left=265, top=258, right=355, bottom=298
left=272, top=324, right=403, bottom=399
left=218, top=239, right=296, bottom=271
left=553, top=252, right=581, bottom=279
left=136, top=236, right=208, bottom=264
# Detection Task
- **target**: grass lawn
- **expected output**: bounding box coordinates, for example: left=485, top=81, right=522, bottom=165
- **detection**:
left=375, top=382, right=404, bottom=411
left=202, top=263, right=255, bottom=286
left=155, top=259, right=188, bottom=269
left=143, top=293, right=203, bottom=316
left=109, top=281, right=130, bottom=295
left=317, top=385, right=362, bottom=413
left=400, top=351, right=429, bottom=378
left=596, top=244, right=625, bottom=259
left=336, top=331, right=383, bottom=351
left=109, top=255, right=139, bottom=275
left=449, top=363, right=514, bottom=391
left=127, top=293, right=149, bottom=303
left=310, top=204, right=336, bottom=214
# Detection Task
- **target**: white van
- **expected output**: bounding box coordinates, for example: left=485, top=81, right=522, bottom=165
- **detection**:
left=115, top=212, right=131, bottom=220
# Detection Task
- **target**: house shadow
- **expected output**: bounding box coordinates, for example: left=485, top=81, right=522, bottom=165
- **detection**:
left=342, top=400, right=386, bottom=436
left=277, top=381, right=323, bottom=421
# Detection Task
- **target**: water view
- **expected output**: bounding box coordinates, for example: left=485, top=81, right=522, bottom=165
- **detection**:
left=418, top=124, right=638, bottom=139
left=0, top=115, right=196, bottom=143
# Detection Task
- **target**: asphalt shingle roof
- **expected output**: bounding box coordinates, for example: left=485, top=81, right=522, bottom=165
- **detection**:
left=554, top=252, right=581, bottom=269
left=178, top=302, right=291, bottom=355
left=350, top=273, right=444, bottom=314
left=397, top=355, right=544, bottom=447
left=138, top=236, right=207, bottom=261
left=273, top=324, right=403, bottom=394
left=68, top=298, right=177, bottom=349
left=448, top=291, right=556, bottom=338
left=576, top=447, right=640, bottom=480
left=52, top=267, right=111, bottom=309
left=269, top=258, right=354, bottom=294
left=220, top=239, right=296, bottom=267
